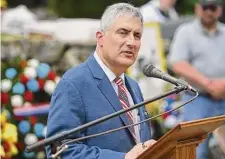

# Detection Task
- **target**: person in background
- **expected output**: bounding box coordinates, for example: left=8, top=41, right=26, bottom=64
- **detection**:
left=46, top=3, right=156, bottom=159
left=168, top=0, right=225, bottom=159
left=140, top=0, right=178, bottom=23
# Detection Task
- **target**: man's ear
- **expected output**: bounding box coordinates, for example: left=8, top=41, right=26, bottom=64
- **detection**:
left=96, top=31, right=104, bottom=46
left=217, top=6, right=223, bottom=18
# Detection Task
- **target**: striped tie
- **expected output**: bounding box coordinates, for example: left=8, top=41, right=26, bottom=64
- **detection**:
left=114, top=77, right=137, bottom=141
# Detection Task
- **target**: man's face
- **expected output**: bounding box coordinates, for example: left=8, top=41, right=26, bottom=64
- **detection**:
left=197, top=4, right=222, bottom=25
left=160, top=0, right=177, bottom=9
left=97, top=15, right=142, bottom=72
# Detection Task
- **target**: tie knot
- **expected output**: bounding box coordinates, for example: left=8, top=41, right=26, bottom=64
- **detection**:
left=114, top=77, right=124, bottom=86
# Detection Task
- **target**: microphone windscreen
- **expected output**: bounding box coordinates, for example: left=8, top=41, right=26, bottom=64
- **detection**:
left=142, top=64, right=155, bottom=77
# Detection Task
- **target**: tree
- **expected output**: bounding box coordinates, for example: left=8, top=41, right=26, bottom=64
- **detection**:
left=175, top=0, right=197, bottom=15
left=47, top=0, right=148, bottom=18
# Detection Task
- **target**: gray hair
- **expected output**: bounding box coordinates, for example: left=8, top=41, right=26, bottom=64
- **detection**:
left=100, top=3, right=143, bottom=31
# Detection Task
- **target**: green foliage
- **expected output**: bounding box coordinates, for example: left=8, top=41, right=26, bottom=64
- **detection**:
left=176, top=0, right=198, bottom=15
left=48, top=0, right=199, bottom=18
left=48, top=0, right=149, bottom=18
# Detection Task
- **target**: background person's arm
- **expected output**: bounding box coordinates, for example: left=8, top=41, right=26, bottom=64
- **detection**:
left=172, top=61, right=225, bottom=99
left=171, top=61, right=212, bottom=92
left=168, top=25, right=225, bottom=99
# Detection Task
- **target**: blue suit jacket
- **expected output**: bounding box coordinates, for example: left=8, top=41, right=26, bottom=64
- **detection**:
left=46, top=55, right=151, bottom=159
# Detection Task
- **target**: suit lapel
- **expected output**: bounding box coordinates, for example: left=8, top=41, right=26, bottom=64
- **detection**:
left=125, top=75, right=151, bottom=142
left=86, top=55, right=136, bottom=143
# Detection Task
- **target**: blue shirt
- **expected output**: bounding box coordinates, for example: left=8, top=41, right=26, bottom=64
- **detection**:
left=169, top=19, right=225, bottom=79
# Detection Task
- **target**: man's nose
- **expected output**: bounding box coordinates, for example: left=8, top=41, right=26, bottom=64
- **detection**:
left=126, top=34, right=136, bottom=46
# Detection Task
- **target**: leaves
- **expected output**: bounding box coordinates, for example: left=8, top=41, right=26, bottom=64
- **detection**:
left=47, top=0, right=149, bottom=18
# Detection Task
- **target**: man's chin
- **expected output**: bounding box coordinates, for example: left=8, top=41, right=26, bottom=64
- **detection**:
left=203, top=19, right=217, bottom=25
left=120, top=61, right=135, bottom=69
left=116, top=57, right=136, bottom=68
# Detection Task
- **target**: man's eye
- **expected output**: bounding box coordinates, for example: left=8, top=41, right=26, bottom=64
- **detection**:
left=119, top=31, right=127, bottom=35
left=134, top=35, right=141, bottom=40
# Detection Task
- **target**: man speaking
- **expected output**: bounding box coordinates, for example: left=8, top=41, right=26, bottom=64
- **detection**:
left=46, top=3, right=155, bottom=159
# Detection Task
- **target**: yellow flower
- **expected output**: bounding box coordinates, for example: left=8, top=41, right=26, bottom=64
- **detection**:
left=10, top=143, right=18, bottom=155
left=1, top=111, right=18, bottom=157
left=2, top=123, right=18, bottom=143
left=4, top=143, right=18, bottom=157
left=0, top=145, right=6, bottom=157
left=1, top=111, right=7, bottom=125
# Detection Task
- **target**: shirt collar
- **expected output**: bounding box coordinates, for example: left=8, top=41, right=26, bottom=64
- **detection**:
left=195, top=18, right=222, bottom=36
left=94, top=51, right=125, bottom=83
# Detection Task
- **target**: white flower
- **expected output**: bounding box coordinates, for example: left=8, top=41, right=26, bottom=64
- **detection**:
left=164, top=115, right=178, bottom=129
left=27, top=59, right=40, bottom=68
left=24, top=67, right=37, bottom=79
left=1, top=79, right=12, bottom=92
left=11, top=95, right=23, bottom=107
left=24, top=133, right=38, bottom=145
left=44, top=80, right=56, bottom=94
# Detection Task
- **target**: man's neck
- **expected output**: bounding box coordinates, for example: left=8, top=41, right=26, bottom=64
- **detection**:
left=158, top=0, right=171, bottom=12
left=96, top=48, right=125, bottom=77
left=159, top=5, right=169, bottom=13
left=201, top=20, right=217, bottom=33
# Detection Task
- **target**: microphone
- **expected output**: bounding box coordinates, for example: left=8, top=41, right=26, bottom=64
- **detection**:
left=143, top=64, right=197, bottom=93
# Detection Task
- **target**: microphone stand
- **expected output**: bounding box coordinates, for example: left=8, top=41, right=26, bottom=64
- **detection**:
left=25, top=85, right=189, bottom=156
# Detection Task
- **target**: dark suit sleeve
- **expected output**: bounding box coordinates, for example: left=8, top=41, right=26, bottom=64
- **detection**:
left=46, top=79, right=126, bottom=159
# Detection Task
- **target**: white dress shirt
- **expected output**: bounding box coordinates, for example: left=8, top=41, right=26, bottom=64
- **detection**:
left=94, top=52, right=141, bottom=143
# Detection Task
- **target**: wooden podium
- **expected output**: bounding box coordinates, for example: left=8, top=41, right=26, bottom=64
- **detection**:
left=137, top=115, right=225, bottom=159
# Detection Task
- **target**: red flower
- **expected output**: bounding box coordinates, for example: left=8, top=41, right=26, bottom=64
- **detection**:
left=162, top=113, right=169, bottom=120
left=16, top=142, right=24, bottom=150
left=20, top=74, right=29, bottom=84
left=48, top=70, right=56, bottom=80
left=38, top=79, right=45, bottom=90
left=2, top=141, right=10, bottom=152
left=2, top=156, right=11, bottom=159
left=24, top=91, right=33, bottom=102
left=15, top=116, right=25, bottom=121
left=1, top=93, right=9, bottom=104
left=29, top=116, right=38, bottom=125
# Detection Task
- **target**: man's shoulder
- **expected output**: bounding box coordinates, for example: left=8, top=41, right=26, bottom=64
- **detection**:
left=173, top=20, right=196, bottom=38
left=140, top=1, right=157, bottom=16
left=176, top=20, right=196, bottom=32
left=140, top=3, right=157, bottom=21
left=62, top=62, right=89, bottom=82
